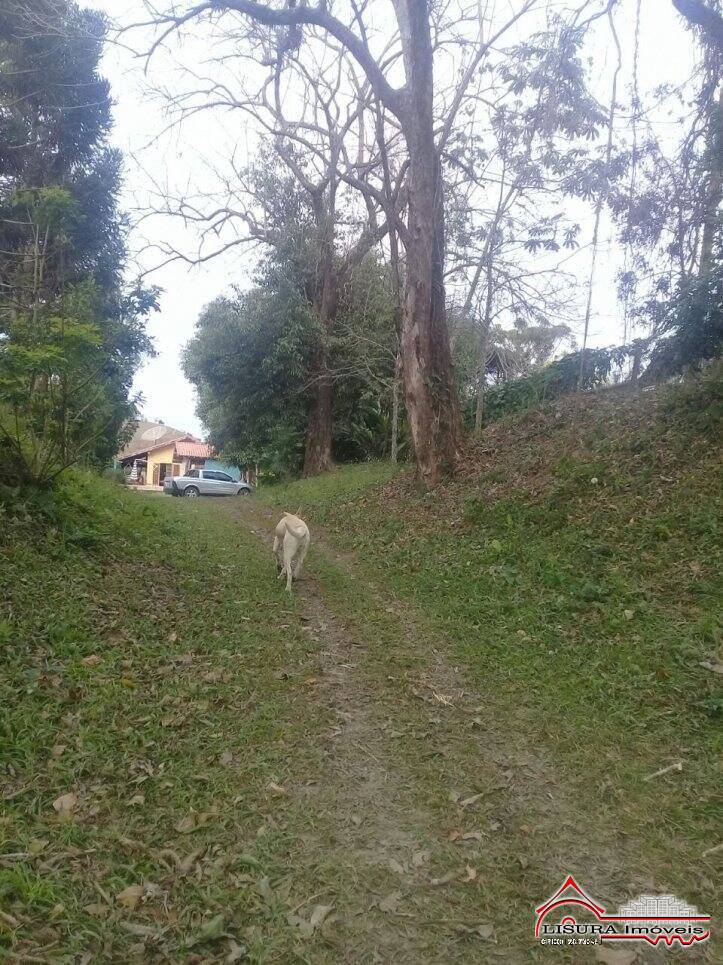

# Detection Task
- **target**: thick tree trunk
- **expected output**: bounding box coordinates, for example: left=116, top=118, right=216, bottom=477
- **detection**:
left=303, top=354, right=333, bottom=476
left=302, top=253, right=337, bottom=476
left=395, top=0, right=461, bottom=486
left=390, top=351, right=402, bottom=462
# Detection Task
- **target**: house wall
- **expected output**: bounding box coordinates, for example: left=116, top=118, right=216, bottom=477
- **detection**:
left=147, top=443, right=182, bottom=487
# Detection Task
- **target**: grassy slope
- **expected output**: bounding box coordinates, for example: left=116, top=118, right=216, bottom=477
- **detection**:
left=262, top=374, right=722, bottom=910
left=0, top=475, right=339, bottom=961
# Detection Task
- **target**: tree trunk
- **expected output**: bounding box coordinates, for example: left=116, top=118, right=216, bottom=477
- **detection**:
left=474, top=251, right=495, bottom=434
left=302, top=250, right=337, bottom=476
left=395, top=0, right=461, bottom=486
left=303, top=355, right=333, bottom=476
left=390, top=351, right=402, bottom=462
left=700, top=84, right=722, bottom=279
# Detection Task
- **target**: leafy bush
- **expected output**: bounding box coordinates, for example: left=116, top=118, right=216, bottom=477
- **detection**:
left=483, top=346, right=630, bottom=420
left=102, top=465, right=127, bottom=484
left=644, top=265, right=723, bottom=381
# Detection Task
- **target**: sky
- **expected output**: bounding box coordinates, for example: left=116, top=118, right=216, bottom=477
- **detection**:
left=83, top=0, right=694, bottom=439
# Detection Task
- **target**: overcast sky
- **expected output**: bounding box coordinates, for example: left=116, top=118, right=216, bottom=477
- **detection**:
left=83, top=0, right=694, bottom=439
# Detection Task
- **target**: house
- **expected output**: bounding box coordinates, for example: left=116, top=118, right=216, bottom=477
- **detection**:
left=116, top=420, right=242, bottom=488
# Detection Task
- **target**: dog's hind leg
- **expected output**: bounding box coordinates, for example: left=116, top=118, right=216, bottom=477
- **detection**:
left=283, top=536, right=295, bottom=591
left=272, top=534, right=283, bottom=573
left=293, top=535, right=309, bottom=579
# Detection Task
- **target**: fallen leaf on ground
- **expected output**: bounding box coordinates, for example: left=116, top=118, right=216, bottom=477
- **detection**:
left=218, top=751, right=233, bottom=766
left=461, top=830, right=486, bottom=841
left=175, top=814, right=197, bottom=833
left=118, top=836, right=144, bottom=852
left=430, top=871, right=456, bottom=886
left=257, top=877, right=274, bottom=903
left=699, top=660, right=723, bottom=675
left=178, top=849, right=203, bottom=874
left=287, top=913, right=314, bottom=939
left=412, top=850, right=430, bottom=867
left=84, top=903, right=108, bottom=917
left=226, top=939, right=247, bottom=962
left=52, top=791, right=77, bottom=814
left=463, top=865, right=478, bottom=882
left=266, top=781, right=286, bottom=795
left=116, top=884, right=145, bottom=909
left=82, top=654, right=101, bottom=666
left=459, top=792, right=484, bottom=809
left=309, top=904, right=333, bottom=928
left=186, top=913, right=227, bottom=946
left=128, top=794, right=145, bottom=806
left=378, top=892, right=402, bottom=913
left=51, top=744, right=67, bottom=759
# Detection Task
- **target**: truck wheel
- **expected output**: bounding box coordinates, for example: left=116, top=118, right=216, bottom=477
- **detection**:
left=184, top=486, right=199, bottom=498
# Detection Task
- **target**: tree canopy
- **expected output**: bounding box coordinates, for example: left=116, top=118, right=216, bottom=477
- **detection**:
left=0, top=0, right=155, bottom=485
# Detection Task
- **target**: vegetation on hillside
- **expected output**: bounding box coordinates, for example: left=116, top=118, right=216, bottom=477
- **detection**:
left=260, top=372, right=722, bottom=902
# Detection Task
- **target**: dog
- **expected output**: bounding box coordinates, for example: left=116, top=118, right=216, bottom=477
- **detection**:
left=273, top=512, right=310, bottom=591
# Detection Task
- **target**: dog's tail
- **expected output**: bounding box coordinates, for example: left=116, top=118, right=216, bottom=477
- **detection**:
left=282, top=512, right=308, bottom=542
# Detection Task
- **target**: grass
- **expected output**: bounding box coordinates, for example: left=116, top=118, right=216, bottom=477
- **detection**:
left=259, top=374, right=722, bottom=915
left=0, top=473, right=339, bottom=962
left=1, top=370, right=720, bottom=961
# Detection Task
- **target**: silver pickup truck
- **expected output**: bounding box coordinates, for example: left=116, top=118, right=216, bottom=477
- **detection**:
left=164, top=469, right=253, bottom=498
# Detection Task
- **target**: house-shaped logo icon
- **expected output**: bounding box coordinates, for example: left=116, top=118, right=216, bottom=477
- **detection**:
left=535, top=875, right=711, bottom=948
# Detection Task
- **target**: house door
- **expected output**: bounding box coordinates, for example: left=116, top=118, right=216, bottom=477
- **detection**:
left=152, top=465, right=160, bottom=486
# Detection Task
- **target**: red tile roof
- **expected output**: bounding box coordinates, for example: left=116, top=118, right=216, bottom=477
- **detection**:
left=175, top=440, right=214, bottom=458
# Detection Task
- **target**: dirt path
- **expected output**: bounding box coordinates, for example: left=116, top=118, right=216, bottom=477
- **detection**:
left=224, top=501, right=470, bottom=962
left=212, top=498, right=700, bottom=964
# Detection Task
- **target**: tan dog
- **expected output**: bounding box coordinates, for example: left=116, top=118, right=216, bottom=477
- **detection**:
left=273, top=513, right=310, bottom=591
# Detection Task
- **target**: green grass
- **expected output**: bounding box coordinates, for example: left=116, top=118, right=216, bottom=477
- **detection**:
left=0, top=473, right=336, bottom=961
left=259, top=375, right=722, bottom=911
left=1, top=371, right=720, bottom=960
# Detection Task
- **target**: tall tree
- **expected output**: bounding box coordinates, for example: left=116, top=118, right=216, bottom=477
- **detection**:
left=613, top=0, right=722, bottom=377
left=146, top=47, right=392, bottom=475
left=0, top=0, right=154, bottom=484
left=137, top=0, right=577, bottom=484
